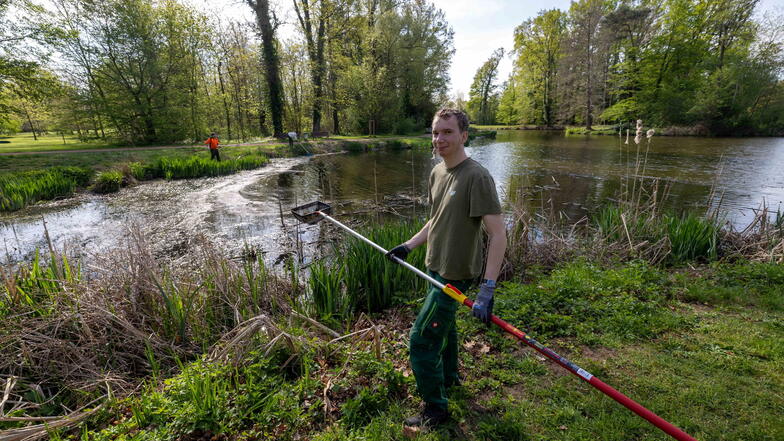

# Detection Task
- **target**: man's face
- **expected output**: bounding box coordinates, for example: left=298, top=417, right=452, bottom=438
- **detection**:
left=432, top=116, right=467, bottom=159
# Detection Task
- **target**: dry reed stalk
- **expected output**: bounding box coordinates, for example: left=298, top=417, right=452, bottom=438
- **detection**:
left=0, top=398, right=105, bottom=441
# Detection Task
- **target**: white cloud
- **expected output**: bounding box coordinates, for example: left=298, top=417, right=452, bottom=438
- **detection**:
left=450, top=27, right=515, bottom=94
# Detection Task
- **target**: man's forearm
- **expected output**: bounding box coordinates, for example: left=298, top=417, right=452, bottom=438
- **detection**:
left=482, top=214, right=507, bottom=281
left=404, top=220, right=431, bottom=250
left=483, top=233, right=506, bottom=281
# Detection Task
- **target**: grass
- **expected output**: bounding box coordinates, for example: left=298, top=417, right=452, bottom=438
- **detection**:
left=45, top=258, right=783, bottom=441
left=0, top=133, right=123, bottom=152
left=2, top=147, right=783, bottom=439
left=92, top=170, right=123, bottom=194
left=342, top=222, right=427, bottom=313
left=0, top=166, right=93, bottom=211
left=565, top=125, right=620, bottom=135
left=0, top=135, right=432, bottom=174
left=138, top=154, right=268, bottom=180
left=470, top=124, right=544, bottom=130
left=304, top=221, right=427, bottom=330
left=0, top=145, right=281, bottom=174
left=0, top=236, right=287, bottom=420
left=0, top=151, right=269, bottom=210
left=592, top=205, right=720, bottom=264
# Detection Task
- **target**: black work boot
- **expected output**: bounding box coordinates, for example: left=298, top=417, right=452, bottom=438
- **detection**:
left=404, top=403, right=449, bottom=428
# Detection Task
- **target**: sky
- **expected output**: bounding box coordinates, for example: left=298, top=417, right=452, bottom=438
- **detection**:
left=208, top=0, right=784, bottom=97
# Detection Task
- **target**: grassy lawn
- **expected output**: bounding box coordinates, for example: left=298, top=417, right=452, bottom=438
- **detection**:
left=0, top=133, right=126, bottom=152
left=471, top=124, right=543, bottom=130
left=65, top=260, right=782, bottom=441
left=0, top=136, right=429, bottom=174
left=0, top=143, right=288, bottom=174
left=565, top=125, right=619, bottom=136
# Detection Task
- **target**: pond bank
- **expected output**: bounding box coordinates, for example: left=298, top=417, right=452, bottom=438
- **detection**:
left=478, top=123, right=784, bottom=137
left=1, top=219, right=781, bottom=440
left=0, top=136, right=432, bottom=212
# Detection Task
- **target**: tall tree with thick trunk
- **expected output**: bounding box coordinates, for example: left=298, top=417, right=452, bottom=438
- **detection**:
left=292, top=0, right=333, bottom=133
left=560, top=0, right=609, bottom=129
left=512, top=9, right=566, bottom=126
left=246, top=0, right=284, bottom=135
left=467, top=48, right=504, bottom=124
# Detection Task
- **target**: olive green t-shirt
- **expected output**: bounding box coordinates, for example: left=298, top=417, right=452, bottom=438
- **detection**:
left=425, top=157, right=502, bottom=280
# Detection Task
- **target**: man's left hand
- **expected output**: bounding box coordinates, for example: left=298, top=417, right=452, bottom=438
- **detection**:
left=472, top=283, right=495, bottom=324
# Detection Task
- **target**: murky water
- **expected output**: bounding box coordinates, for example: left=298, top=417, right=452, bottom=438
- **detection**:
left=2, top=132, right=782, bottom=266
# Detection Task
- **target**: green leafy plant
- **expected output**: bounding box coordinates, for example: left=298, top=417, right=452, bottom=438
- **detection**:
left=0, top=166, right=93, bottom=211
left=92, top=170, right=123, bottom=193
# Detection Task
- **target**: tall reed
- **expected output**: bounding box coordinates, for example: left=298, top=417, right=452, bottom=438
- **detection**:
left=92, top=170, right=123, bottom=193
left=307, top=260, right=348, bottom=325
left=0, top=166, right=92, bottom=211
left=139, top=154, right=268, bottom=180
left=343, top=222, right=427, bottom=312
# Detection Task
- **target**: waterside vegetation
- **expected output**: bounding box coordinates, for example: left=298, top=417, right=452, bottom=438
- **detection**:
left=0, top=136, right=432, bottom=212
left=1, top=184, right=782, bottom=439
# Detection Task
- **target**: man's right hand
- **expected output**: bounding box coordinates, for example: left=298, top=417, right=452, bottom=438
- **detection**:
left=386, top=244, right=410, bottom=263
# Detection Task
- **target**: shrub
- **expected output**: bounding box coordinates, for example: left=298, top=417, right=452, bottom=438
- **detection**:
left=665, top=212, right=719, bottom=263
left=92, top=170, right=123, bottom=194
left=0, top=166, right=93, bottom=211
left=393, top=117, right=417, bottom=135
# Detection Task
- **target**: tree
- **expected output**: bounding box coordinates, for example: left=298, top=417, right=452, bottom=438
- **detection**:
left=511, top=9, right=566, bottom=126
left=467, top=48, right=504, bottom=125
left=599, top=4, right=654, bottom=123
left=559, top=0, right=610, bottom=129
left=292, top=0, right=339, bottom=133
left=333, top=0, right=453, bottom=134
left=246, top=0, right=285, bottom=135
left=496, top=79, right=520, bottom=125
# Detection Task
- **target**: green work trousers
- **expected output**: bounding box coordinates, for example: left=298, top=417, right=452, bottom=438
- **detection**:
left=409, top=271, right=472, bottom=411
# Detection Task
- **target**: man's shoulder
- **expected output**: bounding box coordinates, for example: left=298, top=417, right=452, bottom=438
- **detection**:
left=463, top=157, right=492, bottom=178
left=430, top=161, right=446, bottom=176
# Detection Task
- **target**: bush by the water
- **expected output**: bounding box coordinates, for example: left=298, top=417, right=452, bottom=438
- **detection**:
left=92, top=170, right=123, bottom=193
left=0, top=166, right=92, bottom=211
left=306, top=221, right=427, bottom=326
left=593, top=205, right=719, bottom=264
left=138, top=154, right=268, bottom=180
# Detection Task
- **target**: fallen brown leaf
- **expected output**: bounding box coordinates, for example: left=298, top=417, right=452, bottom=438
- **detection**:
left=403, top=424, right=421, bottom=438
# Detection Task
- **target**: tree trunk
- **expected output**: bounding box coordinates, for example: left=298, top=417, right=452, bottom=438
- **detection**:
left=293, top=0, right=328, bottom=134
left=585, top=32, right=593, bottom=130
left=218, top=61, right=233, bottom=141
left=248, top=0, right=285, bottom=136
left=23, top=104, right=37, bottom=141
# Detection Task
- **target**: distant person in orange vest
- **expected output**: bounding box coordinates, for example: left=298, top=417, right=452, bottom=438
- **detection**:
left=205, top=133, right=220, bottom=161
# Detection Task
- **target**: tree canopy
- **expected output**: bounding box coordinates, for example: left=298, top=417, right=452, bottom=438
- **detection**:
left=491, top=0, right=784, bottom=134
left=1, top=0, right=454, bottom=142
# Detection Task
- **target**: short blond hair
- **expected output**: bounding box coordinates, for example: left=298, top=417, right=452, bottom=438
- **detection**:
left=432, top=108, right=469, bottom=133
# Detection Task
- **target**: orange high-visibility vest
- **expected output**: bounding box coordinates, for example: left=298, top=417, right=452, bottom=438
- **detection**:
left=205, top=137, right=219, bottom=149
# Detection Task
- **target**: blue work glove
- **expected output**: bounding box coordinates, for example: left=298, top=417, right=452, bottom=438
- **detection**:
left=472, top=282, right=495, bottom=324
left=386, top=244, right=410, bottom=264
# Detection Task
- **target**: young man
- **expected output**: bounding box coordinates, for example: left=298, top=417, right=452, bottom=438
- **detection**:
left=386, top=108, right=506, bottom=428
left=205, top=132, right=220, bottom=161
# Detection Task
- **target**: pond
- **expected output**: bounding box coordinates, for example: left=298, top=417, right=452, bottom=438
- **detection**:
left=2, top=131, right=782, bottom=266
